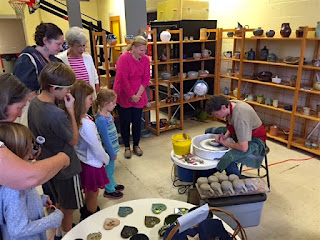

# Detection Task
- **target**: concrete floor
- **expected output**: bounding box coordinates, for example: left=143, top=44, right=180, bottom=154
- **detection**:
left=73, top=118, right=320, bottom=239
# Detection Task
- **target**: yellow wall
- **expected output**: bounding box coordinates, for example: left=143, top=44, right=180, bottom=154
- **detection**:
left=209, top=0, right=320, bottom=31
left=97, top=0, right=127, bottom=44
left=1, top=0, right=99, bottom=45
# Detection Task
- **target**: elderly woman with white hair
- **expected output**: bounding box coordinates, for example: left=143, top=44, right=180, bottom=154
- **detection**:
left=57, top=26, right=100, bottom=97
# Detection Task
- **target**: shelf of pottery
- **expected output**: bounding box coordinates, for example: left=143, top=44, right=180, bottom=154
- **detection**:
left=215, top=24, right=320, bottom=155
left=92, top=31, right=131, bottom=89
left=144, top=28, right=218, bottom=135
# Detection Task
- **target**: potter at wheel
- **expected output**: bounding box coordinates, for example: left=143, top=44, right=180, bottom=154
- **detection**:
left=199, top=139, right=228, bottom=151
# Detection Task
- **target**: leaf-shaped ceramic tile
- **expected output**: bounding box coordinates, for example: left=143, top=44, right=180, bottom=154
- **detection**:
left=104, top=218, right=120, bottom=230
left=121, top=225, right=138, bottom=238
left=151, top=203, right=167, bottom=214
left=144, top=216, right=160, bottom=228
left=87, top=232, right=102, bottom=240
left=118, top=206, right=133, bottom=217
left=130, top=233, right=149, bottom=240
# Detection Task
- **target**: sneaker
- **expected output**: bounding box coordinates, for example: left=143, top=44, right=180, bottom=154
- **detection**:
left=104, top=190, right=123, bottom=199
left=115, top=184, right=125, bottom=191
left=133, top=146, right=143, bottom=156
left=124, top=148, right=132, bottom=159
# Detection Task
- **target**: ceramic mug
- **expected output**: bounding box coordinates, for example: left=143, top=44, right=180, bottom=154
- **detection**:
left=193, top=53, right=201, bottom=59
left=226, top=68, right=233, bottom=75
left=257, top=95, right=264, bottom=104
left=189, top=36, right=194, bottom=40
left=265, top=98, right=272, bottom=106
left=184, top=36, right=188, bottom=41
left=201, top=49, right=212, bottom=58
left=200, top=28, right=210, bottom=40
left=245, top=93, right=254, bottom=101
left=303, top=107, right=310, bottom=115
left=223, top=51, right=232, bottom=58
left=273, top=99, right=279, bottom=108
left=234, top=51, right=241, bottom=59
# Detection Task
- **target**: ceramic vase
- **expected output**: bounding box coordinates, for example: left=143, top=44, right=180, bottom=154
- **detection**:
left=280, top=23, right=291, bottom=38
left=313, top=81, right=320, bottom=90
left=316, top=21, right=320, bottom=38
left=160, top=31, right=171, bottom=43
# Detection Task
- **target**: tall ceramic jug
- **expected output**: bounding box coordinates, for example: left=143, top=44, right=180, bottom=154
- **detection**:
left=280, top=23, right=291, bottom=37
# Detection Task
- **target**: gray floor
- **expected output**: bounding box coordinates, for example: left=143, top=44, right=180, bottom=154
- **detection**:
left=73, top=118, right=320, bottom=239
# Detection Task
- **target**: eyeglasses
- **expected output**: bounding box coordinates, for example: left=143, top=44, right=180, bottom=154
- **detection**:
left=74, top=44, right=87, bottom=49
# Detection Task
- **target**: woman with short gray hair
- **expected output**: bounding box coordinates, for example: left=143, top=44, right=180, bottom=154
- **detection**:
left=57, top=26, right=100, bottom=98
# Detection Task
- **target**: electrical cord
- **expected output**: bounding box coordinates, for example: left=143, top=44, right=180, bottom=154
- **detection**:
left=171, top=164, right=192, bottom=194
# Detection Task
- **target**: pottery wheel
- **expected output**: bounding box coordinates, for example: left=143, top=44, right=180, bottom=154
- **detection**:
left=199, top=139, right=228, bottom=151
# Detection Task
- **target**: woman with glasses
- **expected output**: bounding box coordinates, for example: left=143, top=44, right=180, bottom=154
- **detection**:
left=57, top=26, right=100, bottom=98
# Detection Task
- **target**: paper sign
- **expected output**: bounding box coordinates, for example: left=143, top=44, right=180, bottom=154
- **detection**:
left=177, top=204, right=209, bottom=233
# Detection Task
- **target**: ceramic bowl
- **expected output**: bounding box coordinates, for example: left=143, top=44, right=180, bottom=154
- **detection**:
left=198, top=70, right=209, bottom=76
left=304, top=141, right=312, bottom=148
left=183, top=93, right=191, bottom=101
left=227, top=32, right=234, bottom=37
left=187, top=71, right=199, bottom=78
left=272, top=76, right=282, bottom=84
left=311, top=142, right=319, bottom=149
left=150, top=121, right=157, bottom=127
left=187, top=91, right=195, bottom=98
left=161, top=72, right=171, bottom=80
left=193, top=53, right=201, bottom=59
left=178, top=72, right=187, bottom=78
left=257, top=71, right=272, bottom=82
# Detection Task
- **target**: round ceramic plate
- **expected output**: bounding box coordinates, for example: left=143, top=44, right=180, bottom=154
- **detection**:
left=199, top=139, right=228, bottom=151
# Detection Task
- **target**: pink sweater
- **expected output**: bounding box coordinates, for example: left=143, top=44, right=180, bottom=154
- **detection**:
left=113, top=51, right=150, bottom=108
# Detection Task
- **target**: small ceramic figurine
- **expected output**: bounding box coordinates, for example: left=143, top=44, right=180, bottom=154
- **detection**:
left=244, top=179, right=258, bottom=191
left=221, top=181, right=235, bottom=195
left=218, top=173, right=228, bottom=183
left=197, top=177, right=208, bottom=185
left=199, top=183, right=215, bottom=197
left=228, top=174, right=239, bottom=182
left=233, top=179, right=248, bottom=193
left=210, top=182, right=223, bottom=196
left=208, top=175, right=219, bottom=184
left=160, top=30, right=171, bottom=43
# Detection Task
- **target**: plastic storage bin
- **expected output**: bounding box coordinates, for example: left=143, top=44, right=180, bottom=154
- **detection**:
left=200, top=193, right=267, bottom=228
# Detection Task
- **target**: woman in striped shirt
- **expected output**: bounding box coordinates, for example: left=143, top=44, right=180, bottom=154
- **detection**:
left=57, top=26, right=100, bottom=99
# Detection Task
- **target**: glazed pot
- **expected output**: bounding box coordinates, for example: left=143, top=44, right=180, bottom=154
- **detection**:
left=161, top=71, right=171, bottom=80
left=266, top=30, right=275, bottom=38
left=313, top=81, right=320, bottom=90
left=253, top=27, right=264, bottom=36
left=245, top=48, right=255, bottom=60
left=267, top=53, right=278, bottom=62
left=295, top=27, right=304, bottom=38
left=280, top=23, right=291, bottom=38
left=260, top=46, right=269, bottom=61
left=227, top=32, right=234, bottom=37
left=235, top=22, right=249, bottom=37
left=160, top=31, right=171, bottom=43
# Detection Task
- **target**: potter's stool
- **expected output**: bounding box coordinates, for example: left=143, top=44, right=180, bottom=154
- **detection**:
left=240, top=146, right=270, bottom=188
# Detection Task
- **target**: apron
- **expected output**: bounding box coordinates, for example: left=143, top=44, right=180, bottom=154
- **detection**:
left=226, top=103, right=267, bottom=142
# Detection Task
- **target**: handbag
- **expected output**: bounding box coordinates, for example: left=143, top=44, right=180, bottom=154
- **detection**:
left=164, top=207, right=247, bottom=240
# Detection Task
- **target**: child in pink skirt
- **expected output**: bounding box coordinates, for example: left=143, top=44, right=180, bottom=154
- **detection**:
left=71, top=81, right=110, bottom=220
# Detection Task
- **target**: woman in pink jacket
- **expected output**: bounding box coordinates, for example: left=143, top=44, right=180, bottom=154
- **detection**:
left=113, top=36, right=150, bottom=159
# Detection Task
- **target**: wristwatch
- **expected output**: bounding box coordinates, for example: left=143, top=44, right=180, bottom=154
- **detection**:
left=0, top=141, right=6, bottom=148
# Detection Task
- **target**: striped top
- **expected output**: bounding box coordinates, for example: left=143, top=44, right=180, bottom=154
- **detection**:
left=68, top=57, right=90, bottom=83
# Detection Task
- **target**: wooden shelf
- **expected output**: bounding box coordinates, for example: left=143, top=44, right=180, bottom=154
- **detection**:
left=217, top=26, right=320, bottom=156
left=241, top=78, right=296, bottom=90
left=243, top=59, right=300, bottom=68
left=183, top=57, right=215, bottom=62
left=290, top=137, right=320, bottom=155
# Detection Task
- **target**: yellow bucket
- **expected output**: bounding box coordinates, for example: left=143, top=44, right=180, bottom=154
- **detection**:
left=172, top=133, right=191, bottom=155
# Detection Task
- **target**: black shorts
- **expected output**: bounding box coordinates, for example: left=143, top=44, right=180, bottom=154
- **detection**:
left=49, top=174, right=84, bottom=209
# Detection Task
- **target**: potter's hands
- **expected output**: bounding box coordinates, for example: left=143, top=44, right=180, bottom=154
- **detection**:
left=131, top=94, right=141, bottom=103
left=64, top=93, right=75, bottom=113
left=215, top=133, right=226, bottom=143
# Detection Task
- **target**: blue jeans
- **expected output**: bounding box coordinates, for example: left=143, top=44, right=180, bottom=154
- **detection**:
left=105, top=160, right=117, bottom=193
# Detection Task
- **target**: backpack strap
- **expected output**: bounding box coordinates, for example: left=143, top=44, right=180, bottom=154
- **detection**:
left=19, top=53, right=38, bottom=75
